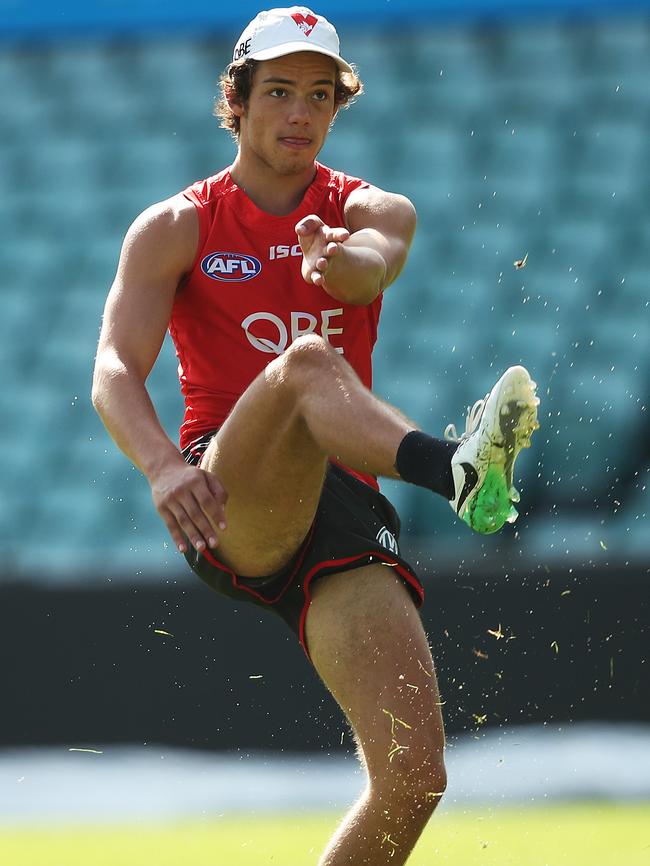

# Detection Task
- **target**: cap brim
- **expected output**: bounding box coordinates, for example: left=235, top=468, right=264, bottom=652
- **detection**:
left=248, top=41, right=353, bottom=74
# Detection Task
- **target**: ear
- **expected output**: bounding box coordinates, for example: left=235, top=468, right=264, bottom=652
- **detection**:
left=225, top=84, right=245, bottom=117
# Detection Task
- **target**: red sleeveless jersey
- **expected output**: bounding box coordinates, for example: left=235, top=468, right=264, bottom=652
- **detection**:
left=170, top=162, right=383, bottom=488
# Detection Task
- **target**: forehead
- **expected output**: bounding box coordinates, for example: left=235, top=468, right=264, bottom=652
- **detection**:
left=254, top=51, right=337, bottom=84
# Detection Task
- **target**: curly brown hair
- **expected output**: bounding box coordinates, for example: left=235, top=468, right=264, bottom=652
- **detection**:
left=214, top=58, right=363, bottom=140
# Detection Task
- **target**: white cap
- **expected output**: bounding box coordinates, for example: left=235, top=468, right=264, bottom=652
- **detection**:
left=232, top=6, right=353, bottom=73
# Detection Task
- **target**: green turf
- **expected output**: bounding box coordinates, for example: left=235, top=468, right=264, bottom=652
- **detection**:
left=1, top=803, right=648, bottom=866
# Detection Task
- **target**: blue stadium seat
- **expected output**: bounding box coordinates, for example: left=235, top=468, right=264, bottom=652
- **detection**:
left=491, top=18, right=580, bottom=78
left=609, top=264, right=650, bottom=314
left=405, top=27, right=492, bottom=118
left=388, top=124, right=471, bottom=211
left=580, top=16, right=650, bottom=73
left=566, top=121, right=646, bottom=210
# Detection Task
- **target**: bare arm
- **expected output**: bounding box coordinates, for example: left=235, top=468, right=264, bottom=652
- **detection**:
left=92, top=195, right=227, bottom=554
left=296, top=186, right=417, bottom=305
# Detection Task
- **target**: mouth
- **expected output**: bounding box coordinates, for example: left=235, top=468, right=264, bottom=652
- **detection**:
left=279, top=137, right=313, bottom=150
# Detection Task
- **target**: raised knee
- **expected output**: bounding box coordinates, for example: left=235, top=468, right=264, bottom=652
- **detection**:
left=285, top=333, right=333, bottom=363
left=272, top=334, right=338, bottom=391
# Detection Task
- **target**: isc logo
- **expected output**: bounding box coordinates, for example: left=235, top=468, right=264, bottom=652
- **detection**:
left=201, top=252, right=262, bottom=282
left=269, top=244, right=302, bottom=260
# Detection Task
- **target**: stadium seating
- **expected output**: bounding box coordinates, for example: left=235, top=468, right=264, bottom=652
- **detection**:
left=2, top=13, right=649, bottom=580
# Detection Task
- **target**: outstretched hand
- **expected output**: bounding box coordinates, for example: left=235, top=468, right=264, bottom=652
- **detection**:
left=150, top=461, right=228, bottom=555
left=296, top=214, right=350, bottom=289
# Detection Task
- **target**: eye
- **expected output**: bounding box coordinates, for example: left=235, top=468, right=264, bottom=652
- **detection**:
left=269, top=87, right=287, bottom=98
left=313, top=90, right=329, bottom=101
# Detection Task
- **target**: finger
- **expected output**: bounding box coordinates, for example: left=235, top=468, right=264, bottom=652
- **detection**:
left=316, top=256, right=329, bottom=272
left=193, top=491, right=225, bottom=540
left=325, top=241, right=340, bottom=257
left=296, top=228, right=314, bottom=256
left=159, top=506, right=190, bottom=554
left=168, top=501, right=209, bottom=553
left=295, top=215, right=325, bottom=235
left=184, top=495, right=220, bottom=550
left=328, top=227, right=350, bottom=243
left=203, top=472, right=228, bottom=531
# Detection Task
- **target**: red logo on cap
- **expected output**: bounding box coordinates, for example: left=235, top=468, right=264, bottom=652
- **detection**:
left=291, top=12, right=318, bottom=37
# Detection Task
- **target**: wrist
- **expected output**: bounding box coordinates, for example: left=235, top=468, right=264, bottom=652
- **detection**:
left=324, top=246, right=385, bottom=305
left=141, top=443, right=185, bottom=484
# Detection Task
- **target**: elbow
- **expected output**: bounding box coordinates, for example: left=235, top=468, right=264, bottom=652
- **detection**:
left=91, top=352, right=144, bottom=416
left=91, top=354, right=117, bottom=416
left=91, top=367, right=106, bottom=415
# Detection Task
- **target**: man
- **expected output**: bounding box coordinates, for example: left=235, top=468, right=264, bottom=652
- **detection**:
left=92, top=7, right=539, bottom=864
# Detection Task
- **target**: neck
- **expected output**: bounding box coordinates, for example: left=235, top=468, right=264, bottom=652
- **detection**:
left=229, top=152, right=317, bottom=216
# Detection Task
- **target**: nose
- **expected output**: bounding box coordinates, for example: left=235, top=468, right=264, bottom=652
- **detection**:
left=287, top=96, right=311, bottom=126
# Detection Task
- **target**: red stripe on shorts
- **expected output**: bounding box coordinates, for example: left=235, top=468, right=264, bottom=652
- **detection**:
left=199, top=522, right=316, bottom=605
left=298, top=552, right=424, bottom=660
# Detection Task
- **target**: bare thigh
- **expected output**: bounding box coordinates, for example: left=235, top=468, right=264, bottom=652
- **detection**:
left=200, top=349, right=328, bottom=576
left=305, top=565, right=446, bottom=790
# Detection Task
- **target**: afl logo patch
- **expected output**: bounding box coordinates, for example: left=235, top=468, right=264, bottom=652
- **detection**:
left=376, top=526, right=399, bottom=555
left=201, top=252, right=262, bottom=282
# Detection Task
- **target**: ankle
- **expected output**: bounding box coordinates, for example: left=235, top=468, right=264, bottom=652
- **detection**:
left=395, top=430, right=457, bottom=500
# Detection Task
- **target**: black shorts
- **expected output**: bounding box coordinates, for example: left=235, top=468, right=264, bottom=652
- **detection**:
left=182, top=431, right=424, bottom=659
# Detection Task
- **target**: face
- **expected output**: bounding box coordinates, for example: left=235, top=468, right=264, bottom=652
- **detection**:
left=233, top=52, right=338, bottom=176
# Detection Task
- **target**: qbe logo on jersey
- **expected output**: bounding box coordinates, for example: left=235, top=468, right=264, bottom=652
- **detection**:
left=201, top=252, right=262, bottom=282
left=241, top=309, right=344, bottom=355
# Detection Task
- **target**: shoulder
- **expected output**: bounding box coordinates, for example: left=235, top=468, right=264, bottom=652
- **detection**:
left=318, top=163, right=367, bottom=197
left=124, top=165, right=234, bottom=252
left=343, top=184, right=417, bottom=236
left=121, top=193, right=198, bottom=276
left=182, top=167, right=234, bottom=209
left=126, top=193, right=196, bottom=240
left=317, top=163, right=416, bottom=230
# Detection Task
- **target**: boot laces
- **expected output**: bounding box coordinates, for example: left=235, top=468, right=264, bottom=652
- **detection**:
left=444, top=395, right=488, bottom=443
